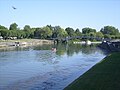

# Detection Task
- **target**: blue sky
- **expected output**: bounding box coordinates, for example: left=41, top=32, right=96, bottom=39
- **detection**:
left=0, top=0, right=120, bottom=31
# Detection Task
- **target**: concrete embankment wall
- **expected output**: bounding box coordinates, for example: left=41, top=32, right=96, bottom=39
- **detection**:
left=0, top=39, right=54, bottom=48
left=98, top=41, right=120, bottom=52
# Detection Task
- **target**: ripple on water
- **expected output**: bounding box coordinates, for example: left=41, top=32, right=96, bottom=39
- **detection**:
left=0, top=45, right=106, bottom=90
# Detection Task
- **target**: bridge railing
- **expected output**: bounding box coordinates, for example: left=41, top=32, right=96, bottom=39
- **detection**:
left=49, top=36, right=111, bottom=41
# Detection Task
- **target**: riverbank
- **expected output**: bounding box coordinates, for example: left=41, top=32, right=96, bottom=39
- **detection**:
left=0, top=39, right=53, bottom=48
left=98, top=41, right=120, bottom=52
left=64, top=52, right=120, bottom=90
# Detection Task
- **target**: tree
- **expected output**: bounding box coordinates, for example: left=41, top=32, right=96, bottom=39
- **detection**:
left=0, top=25, right=7, bottom=29
left=46, top=25, right=54, bottom=32
left=42, top=26, right=52, bottom=38
left=57, top=28, right=68, bottom=38
left=65, top=27, right=75, bottom=37
left=100, top=26, right=119, bottom=35
left=23, top=25, right=32, bottom=38
left=82, top=27, right=96, bottom=34
left=104, top=34, right=111, bottom=39
left=9, top=23, right=18, bottom=30
left=30, top=28, right=36, bottom=38
left=34, top=26, right=52, bottom=39
left=1, top=24, right=119, bottom=40
left=75, top=28, right=82, bottom=36
left=52, top=26, right=61, bottom=38
left=0, top=25, right=8, bottom=39
left=24, top=25, right=31, bottom=31
left=89, top=32, right=96, bottom=37
left=34, top=28, right=41, bottom=38
left=0, top=29, right=8, bottom=39
left=96, top=32, right=104, bottom=38
left=52, top=26, right=68, bottom=38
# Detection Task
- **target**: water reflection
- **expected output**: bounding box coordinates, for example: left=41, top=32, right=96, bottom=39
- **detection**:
left=0, top=43, right=102, bottom=56
left=0, top=44, right=105, bottom=68
left=0, top=43, right=106, bottom=90
left=55, top=43, right=103, bottom=56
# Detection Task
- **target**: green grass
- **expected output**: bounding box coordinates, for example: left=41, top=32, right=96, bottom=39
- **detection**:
left=64, top=52, right=120, bottom=90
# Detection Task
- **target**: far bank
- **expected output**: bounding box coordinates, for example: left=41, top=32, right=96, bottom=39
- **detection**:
left=0, top=39, right=54, bottom=48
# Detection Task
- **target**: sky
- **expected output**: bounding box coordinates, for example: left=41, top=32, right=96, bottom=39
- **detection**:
left=0, top=0, right=120, bottom=31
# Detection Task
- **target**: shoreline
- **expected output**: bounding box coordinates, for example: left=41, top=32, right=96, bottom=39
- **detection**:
left=64, top=52, right=120, bottom=90
left=0, top=39, right=54, bottom=49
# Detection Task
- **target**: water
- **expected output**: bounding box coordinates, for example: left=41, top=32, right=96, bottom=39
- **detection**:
left=0, top=44, right=106, bottom=90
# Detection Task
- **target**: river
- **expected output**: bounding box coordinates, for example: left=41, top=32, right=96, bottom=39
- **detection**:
left=0, top=44, right=106, bottom=90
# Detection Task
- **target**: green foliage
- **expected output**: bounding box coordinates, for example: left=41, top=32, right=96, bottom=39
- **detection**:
left=0, top=29, right=9, bottom=39
left=46, top=25, right=54, bottom=32
left=96, top=32, right=104, bottom=38
left=52, top=26, right=68, bottom=38
left=9, top=23, right=18, bottom=30
left=23, top=25, right=36, bottom=38
left=115, top=34, right=120, bottom=39
left=104, top=34, right=111, bottom=39
left=100, top=26, right=119, bottom=35
left=65, top=27, right=76, bottom=37
left=34, top=28, right=41, bottom=38
left=89, top=32, right=96, bottom=37
left=82, top=27, right=96, bottom=34
left=42, top=26, right=52, bottom=38
left=34, top=25, right=53, bottom=39
left=75, top=28, right=82, bottom=36
left=23, top=25, right=31, bottom=38
left=0, top=24, right=120, bottom=40
left=24, top=25, right=31, bottom=31
left=0, top=25, right=8, bottom=29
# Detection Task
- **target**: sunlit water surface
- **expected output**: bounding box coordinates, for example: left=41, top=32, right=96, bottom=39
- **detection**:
left=0, top=44, right=106, bottom=90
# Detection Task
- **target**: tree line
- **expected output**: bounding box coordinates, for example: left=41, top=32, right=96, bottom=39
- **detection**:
left=0, top=23, right=120, bottom=40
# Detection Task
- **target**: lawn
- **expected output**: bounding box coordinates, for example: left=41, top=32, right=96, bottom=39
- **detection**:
left=64, top=52, right=120, bottom=90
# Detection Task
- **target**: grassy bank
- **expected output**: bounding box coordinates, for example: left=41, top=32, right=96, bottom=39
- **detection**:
left=64, top=52, right=120, bottom=90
